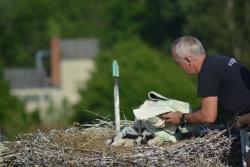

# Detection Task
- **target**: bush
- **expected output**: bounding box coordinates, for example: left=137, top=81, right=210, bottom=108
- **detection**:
left=0, top=65, right=40, bottom=138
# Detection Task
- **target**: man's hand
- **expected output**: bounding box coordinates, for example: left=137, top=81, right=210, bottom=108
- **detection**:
left=160, top=111, right=183, bottom=125
left=235, top=113, right=250, bottom=128
left=235, top=118, right=241, bottom=128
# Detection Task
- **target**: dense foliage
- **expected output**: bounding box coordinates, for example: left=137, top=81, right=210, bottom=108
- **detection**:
left=0, top=0, right=249, bottom=66
left=0, top=66, right=40, bottom=137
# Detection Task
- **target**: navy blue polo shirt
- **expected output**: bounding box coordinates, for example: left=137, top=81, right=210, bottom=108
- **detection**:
left=198, top=55, right=250, bottom=116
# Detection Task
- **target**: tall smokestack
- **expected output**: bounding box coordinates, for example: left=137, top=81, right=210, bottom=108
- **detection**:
left=50, top=37, right=61, bottom=87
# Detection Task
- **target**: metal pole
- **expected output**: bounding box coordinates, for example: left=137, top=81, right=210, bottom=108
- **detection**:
left=240, top=129, right=250, bottom=167
left=112, top=60, right=120, bottom=132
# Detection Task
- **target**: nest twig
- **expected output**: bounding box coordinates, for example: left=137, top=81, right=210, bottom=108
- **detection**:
left=1, top=121, right=238, bottom=167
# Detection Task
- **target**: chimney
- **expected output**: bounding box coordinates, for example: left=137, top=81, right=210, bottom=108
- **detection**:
left=50, top=37, right=61, bottom=87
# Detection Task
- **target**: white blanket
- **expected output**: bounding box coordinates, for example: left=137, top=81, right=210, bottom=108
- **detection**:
left=133, top=91, right=193, bottom=142
left=133, top=91, right=191, bottom=120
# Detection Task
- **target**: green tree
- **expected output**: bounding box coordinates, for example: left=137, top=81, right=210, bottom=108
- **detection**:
left=1, top=0, right=250, bottom=67
left=73, top=38, right=199, bottom=122
left=139, top=0, right=184, bottom=49
left=104, top=0, right=185, bottom=50
left=0, top=0, right=110, bottom=67
left=0, top=65, right=40, bottom=137
left=179, top=0, right=250, bottom=65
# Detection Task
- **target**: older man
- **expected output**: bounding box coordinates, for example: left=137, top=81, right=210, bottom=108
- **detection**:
left=161, top=36, right=250, bottom=166
left=161, top=36, right=250, bottom=128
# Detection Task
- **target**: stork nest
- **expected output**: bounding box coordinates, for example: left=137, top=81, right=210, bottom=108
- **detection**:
left=1, top=120, right=241, bottom=167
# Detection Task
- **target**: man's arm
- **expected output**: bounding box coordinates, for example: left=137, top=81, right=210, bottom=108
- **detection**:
left=161, top=96, right=218, bottom=125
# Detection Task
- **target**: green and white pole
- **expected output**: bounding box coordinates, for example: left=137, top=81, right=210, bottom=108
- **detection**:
left=112, top=60, right=120, bottom=132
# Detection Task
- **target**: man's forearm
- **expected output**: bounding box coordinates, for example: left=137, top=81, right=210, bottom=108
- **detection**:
left=161, top=97, right=218, bottom=125
left=185, top=109, right=216, bottom=124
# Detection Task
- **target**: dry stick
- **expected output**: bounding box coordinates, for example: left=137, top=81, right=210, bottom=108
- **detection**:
left=74, top=148, right=102, bottom=153
left=83, top=109, right=110, bottom=121
left=121, top=110, right=127, bottom=121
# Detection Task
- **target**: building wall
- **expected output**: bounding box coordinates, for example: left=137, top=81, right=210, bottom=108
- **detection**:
left=61, top=58, right=95, bottom=104
left=11, top=88, right=62, bottom=113
left=9, top=59, right=95, bottom=113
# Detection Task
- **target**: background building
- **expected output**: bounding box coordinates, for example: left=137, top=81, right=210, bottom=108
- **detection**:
left=4, top=37, right=99, bottom=113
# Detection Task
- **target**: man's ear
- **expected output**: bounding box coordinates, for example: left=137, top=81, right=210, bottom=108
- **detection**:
left=184, top=57, right=192, bottom=66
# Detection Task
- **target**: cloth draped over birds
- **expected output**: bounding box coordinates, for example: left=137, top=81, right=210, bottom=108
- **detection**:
left=132, top=91, right=193, bottom=143
left=109, top=91, right=193, bottom=146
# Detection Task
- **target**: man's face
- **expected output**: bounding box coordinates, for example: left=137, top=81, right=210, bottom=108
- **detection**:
left=172, top=49, right=197, bottom=75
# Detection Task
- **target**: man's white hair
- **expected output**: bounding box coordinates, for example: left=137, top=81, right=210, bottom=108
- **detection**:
left=171, top=36, right=205, bottom=58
